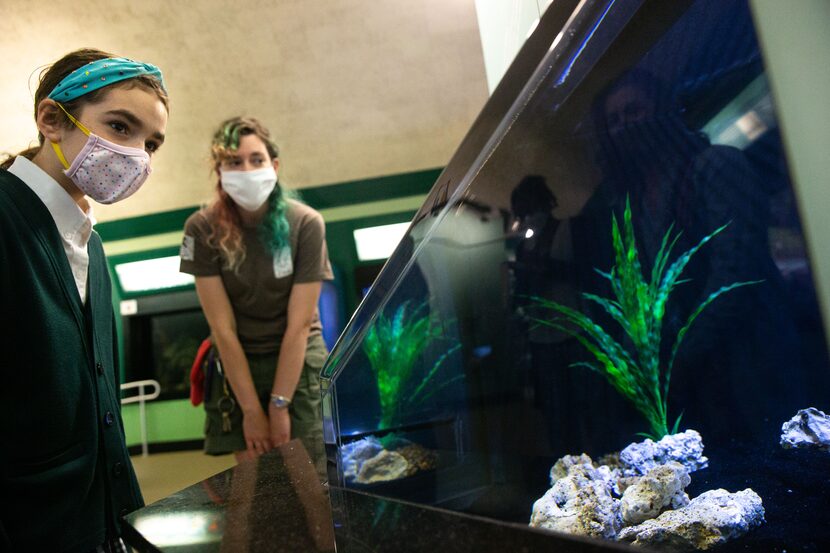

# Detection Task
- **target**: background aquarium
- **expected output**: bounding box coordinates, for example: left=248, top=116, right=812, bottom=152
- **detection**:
left=123, top=291, right=210, bottom=401
left=321, top=0, right=830, bottom=551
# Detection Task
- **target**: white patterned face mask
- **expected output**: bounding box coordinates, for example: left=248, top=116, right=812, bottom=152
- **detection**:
left=51, top=103, right=151, bottom=204
left=220, top=167, right=278, bottom=211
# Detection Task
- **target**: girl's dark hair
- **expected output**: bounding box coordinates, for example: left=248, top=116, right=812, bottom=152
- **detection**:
left=1, top=48, right=169, bottom=170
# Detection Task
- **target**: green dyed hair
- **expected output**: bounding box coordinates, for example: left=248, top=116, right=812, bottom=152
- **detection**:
left=259, top=184, right=296, bottom=253
left=211, top=116, right=295, bottom=257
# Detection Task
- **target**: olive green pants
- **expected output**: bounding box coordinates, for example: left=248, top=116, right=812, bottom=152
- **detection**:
left=204, top=334, right=327, bottom=476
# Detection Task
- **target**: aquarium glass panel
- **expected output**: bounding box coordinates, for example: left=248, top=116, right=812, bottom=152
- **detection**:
left=323, top=0, right=830, bottom=550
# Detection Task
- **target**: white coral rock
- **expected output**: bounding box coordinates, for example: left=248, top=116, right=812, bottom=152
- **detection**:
left=354, top=449, right=409, bottom=484
left=620, top=430, right=709, bottom=477
left=530, top=463, right=622, bottom=539
left=780, top=407, right=830, bottom=451
left=341, top=437, right=384, bottom=481
left=620, top=462, right=691, bottom=525
left=617, top=488, right=765, bottom=552
left=549, top=454, right=595, bottom=485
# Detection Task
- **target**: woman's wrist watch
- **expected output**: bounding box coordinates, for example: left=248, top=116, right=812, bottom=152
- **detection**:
left=270, top=393, right=292, bottom=409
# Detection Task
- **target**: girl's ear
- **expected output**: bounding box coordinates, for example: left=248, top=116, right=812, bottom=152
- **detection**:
left=272, top=158, right=280, bottom=173
left=36, top=99, right=67, bottom=143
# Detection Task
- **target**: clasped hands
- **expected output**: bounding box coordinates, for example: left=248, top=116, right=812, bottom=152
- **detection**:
left=241, top=403, right=291, bottom=458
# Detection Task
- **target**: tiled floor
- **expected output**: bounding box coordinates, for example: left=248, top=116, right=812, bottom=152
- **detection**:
left=130, top=450, right=238, bottom=505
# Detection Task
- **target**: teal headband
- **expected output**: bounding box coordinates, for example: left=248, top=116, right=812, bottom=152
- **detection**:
left=47, top=57, right=166, bottom=102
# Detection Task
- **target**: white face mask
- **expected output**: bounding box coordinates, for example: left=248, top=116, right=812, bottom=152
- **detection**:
left=220, top=166, right=278, bottom=211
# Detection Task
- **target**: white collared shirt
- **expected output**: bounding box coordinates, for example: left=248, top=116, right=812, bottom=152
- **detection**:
left=8, top=156, right=96, bottom=304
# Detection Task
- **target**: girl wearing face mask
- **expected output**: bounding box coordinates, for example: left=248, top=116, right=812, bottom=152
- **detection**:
left=180, top=117, right=332, bottom=472
left=0, top=49, right=168, bottom=551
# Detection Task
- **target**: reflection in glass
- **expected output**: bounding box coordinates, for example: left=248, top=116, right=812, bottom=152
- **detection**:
left=363, top=301, right=461, bottom=431
left=322, top=0, right=830, bottom=550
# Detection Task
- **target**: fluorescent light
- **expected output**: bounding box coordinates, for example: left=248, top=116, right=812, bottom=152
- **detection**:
left=114, top=255, right=194, bottom=293
left=353, top=222, right=411, bottom=261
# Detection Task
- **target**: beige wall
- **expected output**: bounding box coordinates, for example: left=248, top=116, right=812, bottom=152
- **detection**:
left=0, top=0, right=488, bottom=222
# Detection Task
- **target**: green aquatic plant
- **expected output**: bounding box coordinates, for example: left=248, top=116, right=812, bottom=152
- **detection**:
left=363, top=301, right=461, bottom=429
left=531, top=198, right=760, bottom=439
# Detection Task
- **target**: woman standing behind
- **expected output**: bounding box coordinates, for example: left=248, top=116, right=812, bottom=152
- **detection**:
left=0, top=48, right=168, bottom=551
left=180, top=117, right=331, bottom=472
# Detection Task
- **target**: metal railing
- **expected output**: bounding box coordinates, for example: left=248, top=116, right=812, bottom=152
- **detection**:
left=120, top=379, right=161, bottom=457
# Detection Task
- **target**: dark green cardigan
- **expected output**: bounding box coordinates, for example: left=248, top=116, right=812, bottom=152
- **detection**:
left=0, top=169, right=143, bottom=552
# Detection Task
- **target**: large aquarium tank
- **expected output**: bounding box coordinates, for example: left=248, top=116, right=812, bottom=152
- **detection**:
left=321, top=0, right=830, bottom=551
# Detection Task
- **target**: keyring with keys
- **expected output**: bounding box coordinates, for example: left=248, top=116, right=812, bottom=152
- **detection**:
left=215, top=357, right=236, bottom=433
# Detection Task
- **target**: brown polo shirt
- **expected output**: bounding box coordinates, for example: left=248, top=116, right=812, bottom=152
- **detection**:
left=180, top=199, right=333, bottom=354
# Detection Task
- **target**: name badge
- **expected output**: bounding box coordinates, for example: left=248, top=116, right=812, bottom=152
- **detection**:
left=273, top=246, right=293, bottom=278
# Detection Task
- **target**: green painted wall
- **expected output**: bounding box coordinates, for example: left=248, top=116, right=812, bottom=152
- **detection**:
left=112, top=169, right=439, bottom=447
left=122, top=400, right=205, bottom=447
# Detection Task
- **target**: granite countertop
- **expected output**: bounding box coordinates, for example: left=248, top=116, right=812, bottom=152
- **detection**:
left=123, top=441, right=334, bottom=552
left=122, top=440, right=630, bottom=552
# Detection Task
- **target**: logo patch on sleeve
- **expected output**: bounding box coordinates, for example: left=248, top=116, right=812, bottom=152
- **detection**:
left=180, top=235, right=195, bottom=261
